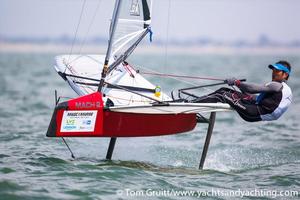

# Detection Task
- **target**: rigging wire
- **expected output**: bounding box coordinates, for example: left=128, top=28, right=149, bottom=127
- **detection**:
left=134, top=64, right=199, bottom=86
left=164, top=0, right=171, bottom=68
left=138, top=71, right=225, bottom=81
left=135, top=65, right=219, bottom=94
left=67, top=0, right=87, bottom=64
left=78, top=0, right=103, bottom=54
left=134, top=63, right=221, bottom=94
left=156, top=1, right=217, bottom=94
left=163, top=0, right=172, bottom=82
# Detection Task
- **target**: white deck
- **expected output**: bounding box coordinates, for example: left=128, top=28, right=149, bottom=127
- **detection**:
left=109, top=102, right=232, bottom=114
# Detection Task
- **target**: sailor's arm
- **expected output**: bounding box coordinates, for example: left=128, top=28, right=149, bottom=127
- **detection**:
left=237, top=81, right=282, bottom=94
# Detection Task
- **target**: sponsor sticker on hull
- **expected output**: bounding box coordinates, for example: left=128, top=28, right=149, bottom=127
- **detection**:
left=60, top=111, right=97, bottom=132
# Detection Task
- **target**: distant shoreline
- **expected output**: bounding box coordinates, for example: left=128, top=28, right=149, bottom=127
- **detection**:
left=1, top=42, right=300, bottom=55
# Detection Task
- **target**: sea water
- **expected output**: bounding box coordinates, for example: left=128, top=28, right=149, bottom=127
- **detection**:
left=0, top=52, right=299, bottom=199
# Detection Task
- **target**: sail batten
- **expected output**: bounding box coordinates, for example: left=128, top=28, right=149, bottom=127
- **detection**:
left=112, top=29, right=146, bottom=56
left=110, top=0, right=152, bottom=60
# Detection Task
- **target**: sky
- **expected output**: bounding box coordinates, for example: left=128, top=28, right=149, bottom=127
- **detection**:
left=0, top=0, right=300, bottom=43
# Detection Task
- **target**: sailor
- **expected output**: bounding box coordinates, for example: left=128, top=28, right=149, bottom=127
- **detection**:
left=192, top=60, right=292, bottom=122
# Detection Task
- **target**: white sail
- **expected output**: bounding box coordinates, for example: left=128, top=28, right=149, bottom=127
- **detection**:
left=110, top=0, right=152, bottom=59
left=54, top=54, right=172, bottom=106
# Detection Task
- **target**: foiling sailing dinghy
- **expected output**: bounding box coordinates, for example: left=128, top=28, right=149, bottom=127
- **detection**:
left=47, top=0, right=232, bottom=168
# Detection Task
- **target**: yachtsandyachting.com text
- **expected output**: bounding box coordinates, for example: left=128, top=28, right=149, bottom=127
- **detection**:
left=116, top=188, right=299, bottom=198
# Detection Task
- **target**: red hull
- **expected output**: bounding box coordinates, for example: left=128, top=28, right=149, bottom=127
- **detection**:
left=47, top=92, right=197, bottom=137
left=102, top=111, right=196, bottom=137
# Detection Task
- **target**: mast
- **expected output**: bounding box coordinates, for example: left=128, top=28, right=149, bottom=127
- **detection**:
left=98, top=0, right=122, bottom=92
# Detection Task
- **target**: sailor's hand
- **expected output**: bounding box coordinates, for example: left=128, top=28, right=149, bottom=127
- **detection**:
left=224, top=77, right=246, bottom=87
left=225, top=78, right=236, bottom=86
left=224, top=78, right=241, bottom=87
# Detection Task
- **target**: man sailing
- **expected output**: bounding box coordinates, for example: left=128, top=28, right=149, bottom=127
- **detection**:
left=192, top=60, right=292, bottom=122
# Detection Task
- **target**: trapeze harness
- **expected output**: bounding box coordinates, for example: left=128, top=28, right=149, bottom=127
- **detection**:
left=194, top=81, right=292, bottom=122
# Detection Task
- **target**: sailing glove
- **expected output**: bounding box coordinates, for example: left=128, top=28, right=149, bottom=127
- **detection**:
left=225, top=78, right=241, bottom=86
left=225, top=78, right=236, bottom=86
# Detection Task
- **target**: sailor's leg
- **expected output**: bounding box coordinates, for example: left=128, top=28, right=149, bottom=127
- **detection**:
left=191, top=87, right=236, bottom=103
left=236, top=109, right=262, bottom=122
left=222, top=93, right=262, bottom=122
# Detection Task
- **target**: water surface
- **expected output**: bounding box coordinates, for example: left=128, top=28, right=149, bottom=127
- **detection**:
left=0, top=53, right=299, bottom=199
